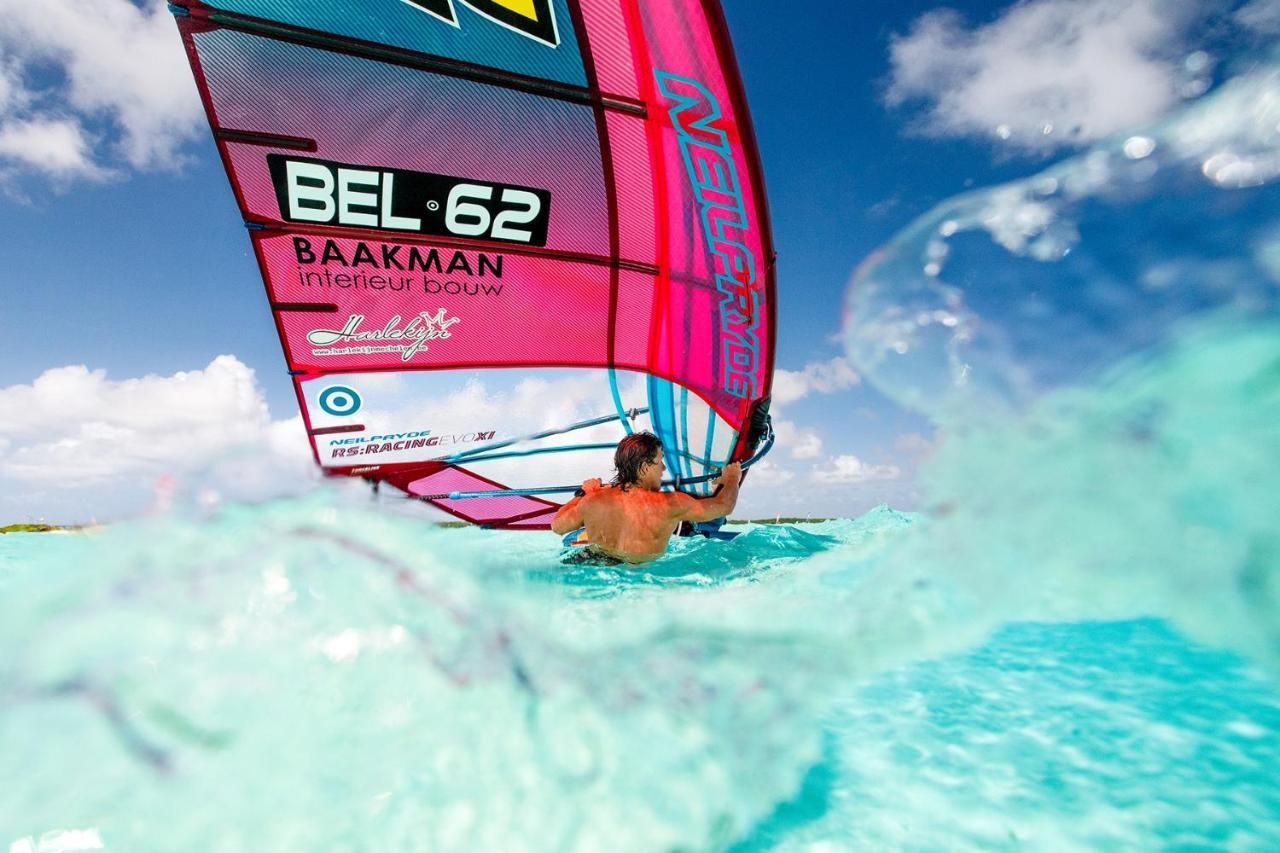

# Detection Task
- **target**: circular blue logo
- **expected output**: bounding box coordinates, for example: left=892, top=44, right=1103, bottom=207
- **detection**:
left=318, top=385, right=362, bottom=417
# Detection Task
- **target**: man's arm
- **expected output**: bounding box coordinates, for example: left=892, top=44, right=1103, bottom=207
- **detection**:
left=551, top=496, right=584, bottom=535
left=669, top=462, right=742, bottom=523
left=551, top=478, right=602, bottom=534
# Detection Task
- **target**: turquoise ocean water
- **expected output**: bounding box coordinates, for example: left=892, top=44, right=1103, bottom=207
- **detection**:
left=3, top=505, right=1277, bottom=850
left=4, top=55, right=1280, bottom=853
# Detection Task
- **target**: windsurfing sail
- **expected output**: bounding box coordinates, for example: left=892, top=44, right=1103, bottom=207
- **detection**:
left=171, top=0, right=775, bottom=527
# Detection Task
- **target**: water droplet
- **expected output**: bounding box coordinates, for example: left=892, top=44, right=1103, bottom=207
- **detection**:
left=1034, top=177, right=1060, bottom=195
left=1181, top=78, right=1210, bottom=99
left=1123, top=136, right=1156, bottom=159
left=1202, top=151, right=1265, bottom=188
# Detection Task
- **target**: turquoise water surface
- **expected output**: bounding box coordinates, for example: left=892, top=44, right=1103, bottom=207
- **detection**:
left=2, top=504, right=1277, bottom=850
left=5, top=47, right=1280, bottom=853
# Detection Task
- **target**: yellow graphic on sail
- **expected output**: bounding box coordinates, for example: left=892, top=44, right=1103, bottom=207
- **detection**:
left=492, top=0, right=537, bottom=20
left=401, top=0, right=559, bottom=47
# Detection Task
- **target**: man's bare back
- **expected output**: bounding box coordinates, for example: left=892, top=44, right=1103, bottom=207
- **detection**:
left=551, top=434, right=742, bottom=563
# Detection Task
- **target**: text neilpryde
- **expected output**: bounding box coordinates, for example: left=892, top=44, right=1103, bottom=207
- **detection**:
left=655, top=70, right=761, bottom=399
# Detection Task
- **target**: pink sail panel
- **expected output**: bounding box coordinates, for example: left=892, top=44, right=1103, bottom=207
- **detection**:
left=195, top=27, right=614, bottom=260
left=623, top=0, right=775, bottom=430
left=256, top=233, right=648, bottom=373
left=172, top=0, right=774, bottom=527
left=384, top=462, right=562, bottom=528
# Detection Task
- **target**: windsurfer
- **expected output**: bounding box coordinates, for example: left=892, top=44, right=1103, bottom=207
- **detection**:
left=551, top=431, right=742, bottom=564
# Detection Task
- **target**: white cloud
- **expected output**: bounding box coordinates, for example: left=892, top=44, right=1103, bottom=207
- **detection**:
left=772, top=357, right=860, bottom=406
left=885, top=0, right=1196, bottom=151
left=0, top=0, right=200, bottom=181
left=0, top=58, right=27, bottom=113
left=777, top=420, right=823, bottom=460
left=0, top=116, right=107, bottom=180
left=894, top=431, right=937, bottom=460
left=0, top=360, right=650, bottom=522
left=0, top=356, right=313, bottom=521
left=743, top=457, right=794, bottom=487
left=0, top=356, right=268, bottom=446
left=749, top=356, right=863, bottom=487
left=1237, top=0, right=1280, bottom=35
left=0, top=357, right=918, bottom=522
left=810, top=455, right=901, bottom=485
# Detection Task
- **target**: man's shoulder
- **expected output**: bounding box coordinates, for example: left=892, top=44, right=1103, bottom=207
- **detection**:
left=584, top=485, right=632, bottom=505
left=660, top=489, right=698, bottom=514
left=612, top=487, right=687, bottom=506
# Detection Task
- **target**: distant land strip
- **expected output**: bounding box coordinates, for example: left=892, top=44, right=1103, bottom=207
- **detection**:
left=1, top=523, right=81, bottom=534
left=434, top=518, right=834, bottom=529
left=3, top=519, right=834, bottom=533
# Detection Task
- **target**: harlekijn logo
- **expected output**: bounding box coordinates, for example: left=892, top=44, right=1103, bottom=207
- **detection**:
left=318, top=385, right=362, bottom=416
left=307, top=310, right=460, bottom=362
left=398, top=0, right=559, bottom=47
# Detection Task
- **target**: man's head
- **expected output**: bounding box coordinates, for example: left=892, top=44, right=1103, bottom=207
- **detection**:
left=611, top=431, right=664, bottom=491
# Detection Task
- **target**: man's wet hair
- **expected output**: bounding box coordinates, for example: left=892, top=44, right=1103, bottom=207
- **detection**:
left=611, top=431, right=663, bottom=491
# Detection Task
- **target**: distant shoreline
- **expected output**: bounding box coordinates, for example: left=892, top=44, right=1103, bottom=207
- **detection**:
left=0, top=523, right=87, bottom=534
left=439, top=517, right=837, bottom=529
left=3, top=518, right=838, bottom=534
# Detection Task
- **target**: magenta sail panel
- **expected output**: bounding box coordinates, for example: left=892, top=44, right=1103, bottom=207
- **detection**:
left=172, top=0, right=774, bottom=527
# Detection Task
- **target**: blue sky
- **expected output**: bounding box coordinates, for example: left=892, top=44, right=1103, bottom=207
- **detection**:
left=0, top=0, right=1264, bottom=521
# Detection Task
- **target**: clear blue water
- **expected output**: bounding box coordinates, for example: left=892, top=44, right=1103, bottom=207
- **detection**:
left=2, top=504, right=1277, bottom=849
left=4, top=51, right=1280, bottom=853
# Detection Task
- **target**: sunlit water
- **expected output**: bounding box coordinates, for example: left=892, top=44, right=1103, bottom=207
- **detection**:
left=3, top=504, right=1277, bottom=850
left=6, top=55, right=1280, bottom=853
